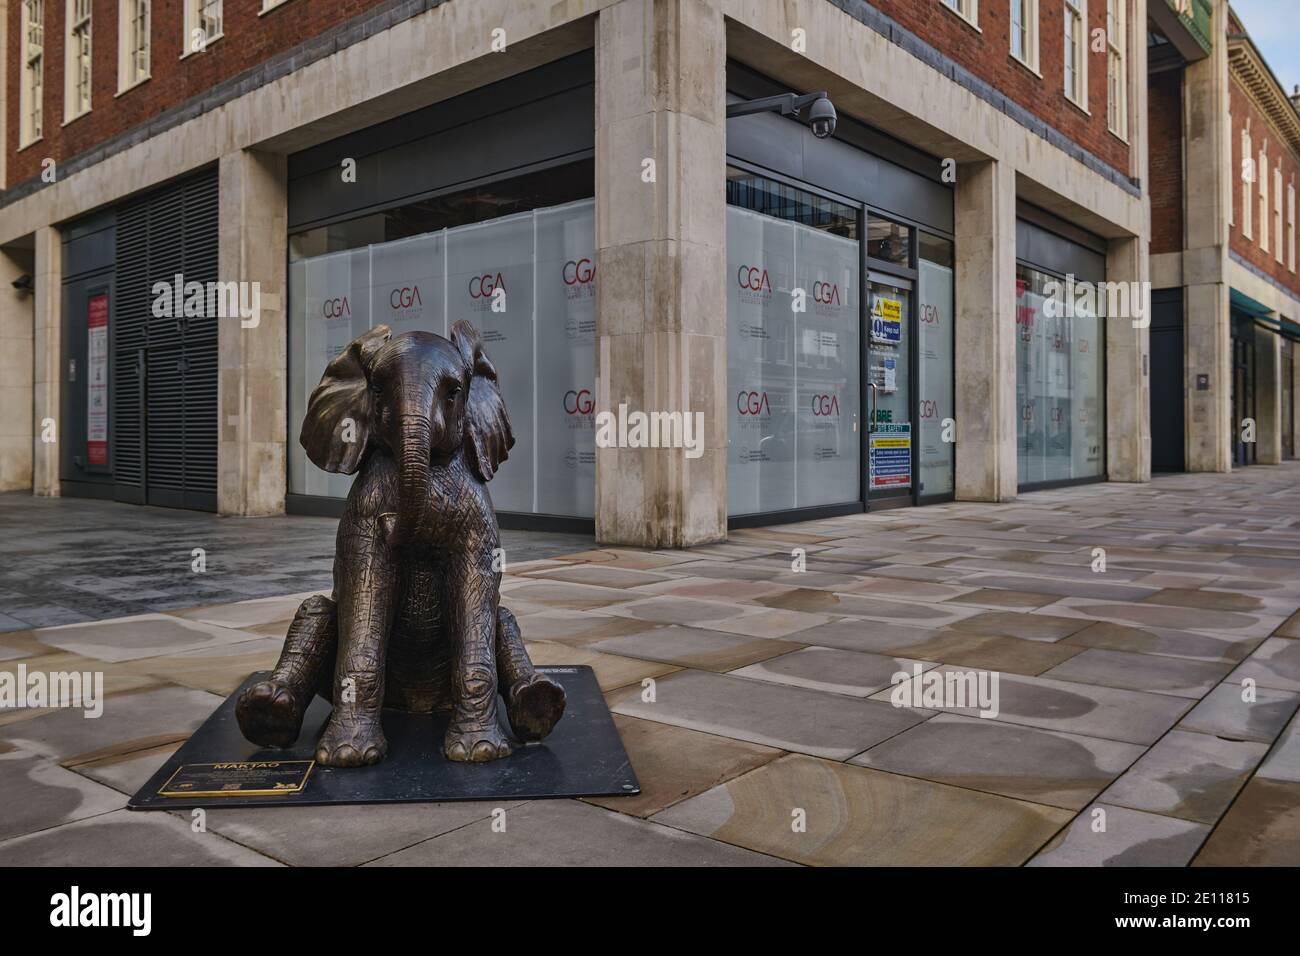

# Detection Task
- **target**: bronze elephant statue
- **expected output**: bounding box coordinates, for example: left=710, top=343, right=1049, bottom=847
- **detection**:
left=236, top=320, right=565, bottom=766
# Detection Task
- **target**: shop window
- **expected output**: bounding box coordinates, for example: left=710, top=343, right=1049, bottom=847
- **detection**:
left=20, top=0, right=43, bottom=146
left=65, top=0, right=92, bottom=121
left=1010, top=0, right=1039, bottom=74
left=288, top=162, right=596, bottom=517
left=918, top=233, right=955, bottom=498
left=1064, top=0, right=1087, bottom=109
left=1015, top=265, right=1105, bottom=486
left=118, top=0, right=150, bottom=92
left=868, top=215, right=912, bottom=268
left=726, top=169, right=860, bottom=516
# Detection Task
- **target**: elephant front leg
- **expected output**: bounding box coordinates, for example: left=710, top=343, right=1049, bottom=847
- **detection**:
left=316, top=526, right=397, bottom=767
left=443, top=553, right=512, bottom=762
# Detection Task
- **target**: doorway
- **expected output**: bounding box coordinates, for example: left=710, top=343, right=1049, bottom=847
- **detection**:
left=866, top=276, right=913, bottom=506
left=1149, top=288, right=1185, bottom=472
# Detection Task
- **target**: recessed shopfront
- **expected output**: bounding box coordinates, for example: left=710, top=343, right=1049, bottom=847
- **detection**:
left=723, top=62, right=956, bottom=526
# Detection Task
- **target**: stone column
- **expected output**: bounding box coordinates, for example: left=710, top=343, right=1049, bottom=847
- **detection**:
left=1182, top=0, right=1232, bottom=472
left=0, top=243, right=34, bottom=491
left=954, top=159, right=1018, bottom=502
left=32, top=226, right=61, bottom=497
left=1105, top=235, right=1152, bottom=481
left=1254, top=327, right=1283, bottom=464
left=593, top=0, right=727, bottom=547
left=217, top=149, right=289, bottom=516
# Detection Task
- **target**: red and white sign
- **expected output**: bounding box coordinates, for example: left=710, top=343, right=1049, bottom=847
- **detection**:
left=87, top=294, right=109, bottom=466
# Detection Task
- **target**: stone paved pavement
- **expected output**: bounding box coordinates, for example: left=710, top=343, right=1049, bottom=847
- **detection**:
left=2, top=466, right=1299, bottom=866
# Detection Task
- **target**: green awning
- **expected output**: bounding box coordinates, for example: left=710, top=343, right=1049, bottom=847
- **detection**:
left=1230, top=287, right=1274, bottom=319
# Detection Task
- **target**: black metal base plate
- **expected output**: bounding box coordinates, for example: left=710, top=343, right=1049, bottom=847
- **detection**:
left=128, top=666, right=638, bottom=809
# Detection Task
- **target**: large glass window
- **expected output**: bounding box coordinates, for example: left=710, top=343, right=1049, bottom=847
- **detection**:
left=726, top=169, right=859, bottom=516
left=21, top=0, right=44, bottom=145
left=288, top=163, right=595, bottom=517
left=1015, top=266, right=1105, bottom=485
left=918, top=233, right=955, bottom=497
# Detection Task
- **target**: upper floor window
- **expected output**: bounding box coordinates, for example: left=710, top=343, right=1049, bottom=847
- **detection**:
left=1064, top=0, right=1087, bottom=109
left=1010, top=0, right=1039, bottom=73
left=1106, top=0, right=1127, bottom=138
left=1274, top=166, right=1284, bottom=264
left=1242, top=127, right=1254, bottom=239
left=261, top=0, right=291, bottom=11
left=119, top=0, right=150, bottom=91
left=20, top=0, right=44, bottom=145
left=184, top=0, right=222, bottom=55
left=941, top=0, right=979, bottom=28
left=1259, top=149, right=1270, bottom=254
left=1289, top=182, right=1296, bottom=273
left=65, top=0, right=93, bottom=121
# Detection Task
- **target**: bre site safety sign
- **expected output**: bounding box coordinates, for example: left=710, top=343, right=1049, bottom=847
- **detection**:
left=869, top=422, right=911, bottom=490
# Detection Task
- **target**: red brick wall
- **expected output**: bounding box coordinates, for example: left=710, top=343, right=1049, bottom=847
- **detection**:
left=1148, top=69, right=1183, bottom=255
left=1229, top=78, right=1300, bottom=295
left=5, top=0, right=389, bottom=188
left=869, top=0, right=1133, bottom=176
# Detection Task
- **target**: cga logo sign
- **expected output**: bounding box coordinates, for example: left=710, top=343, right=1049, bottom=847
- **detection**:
left=468, top=273, right=507, bottom=299
left=810, top=394, right=840, bottom=416
left=737, top=266, right=772, bottom=293
left=564, top=389, right=594, bottom=415
left=737, top=390, right=771, bottom=415
left=812, top=282, right=841, bottom=306
left=563, top=259, right=595, bottom=286
left=389, top=286, right=423, bottom=310
left=323, top=297, right=351, bottom=318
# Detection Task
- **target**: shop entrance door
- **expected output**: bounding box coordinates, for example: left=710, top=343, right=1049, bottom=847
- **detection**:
left=865, top=276, right=913, bottom=507
left=1231, top=316, right=1256, bottom=468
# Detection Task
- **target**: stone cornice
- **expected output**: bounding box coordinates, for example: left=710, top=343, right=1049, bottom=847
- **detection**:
left=1228, top=35, right=1300, bottom=159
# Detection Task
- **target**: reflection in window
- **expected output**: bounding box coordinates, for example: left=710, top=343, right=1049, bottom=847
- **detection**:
left=868, top=215, right=912, bottom=267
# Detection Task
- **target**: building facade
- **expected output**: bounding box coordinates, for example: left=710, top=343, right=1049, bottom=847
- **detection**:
left=1148, top=1, right=1300, bottom=473
left=0, top=0, right=1196, bottom=547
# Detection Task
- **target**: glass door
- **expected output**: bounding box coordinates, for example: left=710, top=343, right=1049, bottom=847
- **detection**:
left=866, top=276, right=913, bottom=504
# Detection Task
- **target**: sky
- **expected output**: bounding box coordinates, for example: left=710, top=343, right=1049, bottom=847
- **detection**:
left=1231, top=0, right=1300, bottom=100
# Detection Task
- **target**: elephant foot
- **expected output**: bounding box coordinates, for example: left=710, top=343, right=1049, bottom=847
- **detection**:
left=443, top=720, right=512, bottom=763
left=315, top=709, right=388, bottom=767
left=505, top=673, right=566, bottom=742
left=236, top=678, right=306, bottom=749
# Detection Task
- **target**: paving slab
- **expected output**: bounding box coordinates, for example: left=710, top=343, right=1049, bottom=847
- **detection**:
left=1227, top=636, right=1300, bottom=692
left=366, top=798, right=791, bottom=866
left=652, top=753, right=1072, bottom=866
left=1061, top=621, right=1261, bottom=665
left=1041, top=647, right=1232, bottom=698
left=871, top=666, right=1192, bottom=745
left=588, top=627, right=802, bottom=672
left=1191, top=778, right=1300, bottom=866
left=34, top=614, right=263, bottom=663
left=729, top=646, right=937, bottom=697
left=1027, top=804, right=1209, bottom=866
left=851, top=713, right=1144, bottom=810
left=524, top=639, right=679, bottom=691
left=582, top=715, right=781, bottom=818
left=0, top=744, right=127, bottom=841
left=1176, top=682, right=1300, bottom=743
left=0, top=809, right=282, bottom=866
left=1099, top=729, right=1268, bottom=824
left=610, top=669, right=931, bottom=759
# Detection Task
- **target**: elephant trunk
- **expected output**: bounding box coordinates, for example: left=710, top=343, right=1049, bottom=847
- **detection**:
left=391, top=403, right=434, bottom=549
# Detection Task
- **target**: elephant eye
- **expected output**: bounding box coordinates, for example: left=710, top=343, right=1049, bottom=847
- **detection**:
left=446, top=385, right=462, bottom=404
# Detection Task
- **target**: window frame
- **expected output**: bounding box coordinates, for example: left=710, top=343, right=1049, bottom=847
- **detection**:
left=19, top=0, right=45, bottom=147
left=64, top=0, right=93, bottom=123
left=1106, top=0, right=1128, bottom=139
left=181, top=0, right=223, bottom=57
left=1275, top=165, right=1285, bottom=264
left=118, top=0, right=151, bottom=93
left=1064, top=0, right=1089, bottom=112
left=1010, top=0, right=1040, bottom=74
left=1289, top=180, right=1296, bottom=273
left=940, top=0, right=980, bottom=30
left=1259, top=148, right=1270, bottom=254
left=1242, top=127, right=1254, bottom=239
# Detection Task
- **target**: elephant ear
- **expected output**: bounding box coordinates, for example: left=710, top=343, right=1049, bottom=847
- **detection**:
left=299, top=325, right=392, bottom=474
left=451, top=320, right=514, bottom=482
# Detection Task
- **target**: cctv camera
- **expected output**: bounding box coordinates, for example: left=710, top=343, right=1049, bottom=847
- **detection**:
left=11, top=274, right=33, bottom=294
left=808, top=96, right=837, bottom=139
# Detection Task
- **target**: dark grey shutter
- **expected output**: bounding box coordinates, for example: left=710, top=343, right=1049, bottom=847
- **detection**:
left=112, top=167, right=220, bottom=511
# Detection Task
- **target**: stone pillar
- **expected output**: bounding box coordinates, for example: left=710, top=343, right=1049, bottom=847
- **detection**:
left=1254, top=327, right=1283, bottom=464
left=593, top=0, right=727, bottom=547
left=954, top=159, right=1018, bottom=502
left=217, top=149, right=289, bottom=516
left=1182, top=0, right=1232, bottom=472
left=1105, top=235, right=1152, bottom=481
left=0, top=243, right=34, bottom=491
left=32, top=226, right=61, bottom=497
